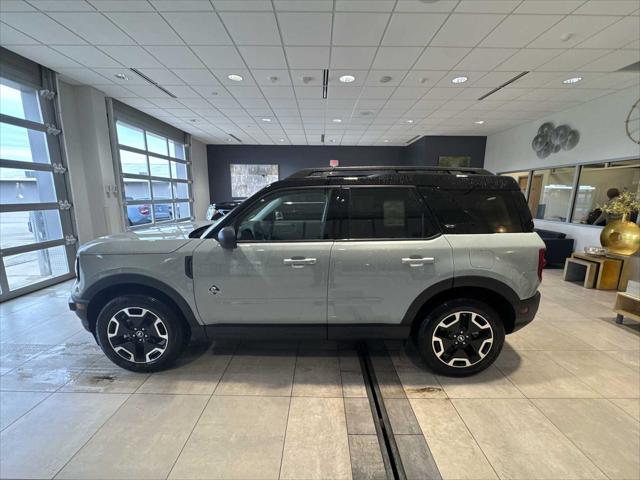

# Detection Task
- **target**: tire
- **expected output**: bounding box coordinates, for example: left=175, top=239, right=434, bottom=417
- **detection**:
left=95, top=294, right=185, bottom=373
left=414, top=298, right=505, bottom=377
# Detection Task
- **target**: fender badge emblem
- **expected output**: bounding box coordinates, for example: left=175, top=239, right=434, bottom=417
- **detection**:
left=209, top=285, right=220, bottom=295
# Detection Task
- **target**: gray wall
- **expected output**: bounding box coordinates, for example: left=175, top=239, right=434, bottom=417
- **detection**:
left=207, top=136, right=486, bottom=202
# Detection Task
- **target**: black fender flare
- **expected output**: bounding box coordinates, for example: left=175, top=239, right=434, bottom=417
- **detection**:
left=400, top=276, right=519, bottom=326
left=84, top=274, right=203, bottom=332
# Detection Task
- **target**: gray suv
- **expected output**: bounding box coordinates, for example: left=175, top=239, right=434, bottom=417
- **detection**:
left=69, top=167, right=545, bottom=376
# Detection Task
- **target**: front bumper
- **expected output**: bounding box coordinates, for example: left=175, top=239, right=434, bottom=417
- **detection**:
left=511, top=291, right=541, bottom=333
left=68, top=296, right=91, bottom=332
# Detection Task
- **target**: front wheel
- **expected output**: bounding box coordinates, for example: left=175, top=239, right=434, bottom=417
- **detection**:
left=415, top=299, right=505, bottom=377
left=95, top=295, right=185, bottom=373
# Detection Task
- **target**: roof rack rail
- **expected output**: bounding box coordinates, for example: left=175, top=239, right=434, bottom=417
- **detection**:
left=288, top=166, right=493, bottom=178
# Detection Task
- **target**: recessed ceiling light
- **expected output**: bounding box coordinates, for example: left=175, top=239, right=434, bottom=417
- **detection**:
left=279, top=138, right=285, bottom=142
left=329, top=139, right=336, bottom=143
left=114, top=73, right=129, bottom=80
left=261, top=118, right=271, bottom=122
left=226, top=138, right=233, bottom=142
left=406, top=119, right=414, bottom=124
left=227, top=74, right=243, bottom=82
left=474, top=120, right=485, bottom=125
left=563, top=76, right=582, bottom=84
left=332, top=118, right=342, bottom=123
left=339, top=75, right=355, bottom=83
left=383, top=139, right=390, bottom=143
left=452, top=76, right=468, bottom=84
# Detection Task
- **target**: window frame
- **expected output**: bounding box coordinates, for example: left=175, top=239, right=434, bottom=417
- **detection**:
left=107, top=100, right=194, bottom=230
left=233, top=186, right=332, bottom=244
left=499, top=156, right=639, bottom=227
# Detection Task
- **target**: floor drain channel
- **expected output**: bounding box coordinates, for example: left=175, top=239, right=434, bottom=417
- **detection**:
left=357, top=343, right=407, bottom=480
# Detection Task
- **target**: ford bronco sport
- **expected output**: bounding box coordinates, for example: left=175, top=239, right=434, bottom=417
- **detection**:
left=69, top=166, right=544, bottom=376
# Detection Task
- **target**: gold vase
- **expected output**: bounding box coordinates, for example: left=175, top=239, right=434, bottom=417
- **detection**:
left=600, top=214, right=640, bottom=256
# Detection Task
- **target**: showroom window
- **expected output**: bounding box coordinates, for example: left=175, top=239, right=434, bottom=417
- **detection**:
left=109, top=101, right=193, bottom=229
left=571, top=161, right=640, bottom=225
left=0, top=50, right=76, bottom=300
left=500, top=159, right=639, bottom=225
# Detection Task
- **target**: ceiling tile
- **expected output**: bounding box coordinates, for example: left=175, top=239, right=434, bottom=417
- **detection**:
left=495, top=48, right=562, bottom=71
left=28, top=0, right=95, bottom=11
left=430, top=14, right=506, bottom=47
left=577, top=16, right=640, bottom=49
left=0, top=23, right=39, bottom=44
left=97, top=46, right=163, bottom=67
left=472, top=71, right=522, bottom=87
left=580, top=49, right=640, bottom=71
left=219, top=12, right=280, bottom=45
left=413, top=47, right=471, bottom=70
left=480, top=15, right=562, bottom=48
left=277, top=12, right=332, bottom=45
left=528, top=15, right=620, bottom=48
left=212, top=0, right=273, bottom=11
left=395, top=0, right=457, bottom=13
left=537, top=49, right=610, bottom=71
left=382, top=13, right=447, bottom=46
left=192, top=46, right=245, bottom=68
left=125, top=84, right=171, bottom=97
left=1, top=12, right=86, bottom=44
left=332, top=13, right=390, bottom=46
left=145, top=46, right=204, bottom=68
left=136, top=68, right=184, bottom=85
left=150, top=0, right=213, bottom=11
left=166, top=85, right=201, bottom=98
left=401, top=70, right=448, bottom=87
left=51, top=45, right=122, bottom=67
left=573, top=1, right=639, bottom=15
left=285, top=46, right=329, bottom=68
left=360, top=86, right=395, bottom=99
left=93, top=84, right=137, bottom=98
left=274, top=1, right=333, bottom=11
left=162, top=13, right=232, bottom=44
left=336, top=0, right=395, bottom=12
left=0, top=1, right=36, bottom=12
left=260, top=86, right=296, bottom=98
left=238, top=46, right=287, bottom=68
left=252, top=69, right=292, bottom=85
left=172, top=69, right=220, bottom=85
left=57, top=68, right=111, bottom=85
left=48, top=12, right=133, bottom=45
left=372, top=47, right=422, bottom=69
left=105, top=13, right=182, bottom=45
left=88, top=1, right=154, bottom=12
left=455, top=48, right=518, bottom=71
left=330, top=47, right=377, bottom=69
left=455, top=0, right=520, bottom=13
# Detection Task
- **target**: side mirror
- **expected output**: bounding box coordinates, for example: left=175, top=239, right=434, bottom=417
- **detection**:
left=217, top=226, right=237, bottom=249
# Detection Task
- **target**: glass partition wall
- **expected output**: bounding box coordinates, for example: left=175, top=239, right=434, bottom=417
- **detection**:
left=0, top=51, right=76, bottom=300
left=500, top=159, right=640, bottom=227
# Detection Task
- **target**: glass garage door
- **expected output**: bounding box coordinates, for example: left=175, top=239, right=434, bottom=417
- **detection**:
left=0, top=59, right=76, bottom=301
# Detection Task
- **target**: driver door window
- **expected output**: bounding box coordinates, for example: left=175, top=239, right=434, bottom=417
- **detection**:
left=236, top=189, right=329, bottom=241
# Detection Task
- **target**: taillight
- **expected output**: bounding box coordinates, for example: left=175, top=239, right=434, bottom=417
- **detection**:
left=538, top=248, right=546, bottom=281
left=139, top=205, right=150, bottom=215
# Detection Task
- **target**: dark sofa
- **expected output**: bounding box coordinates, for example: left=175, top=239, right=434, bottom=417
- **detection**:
left=535, top=229, right=575, bottom=267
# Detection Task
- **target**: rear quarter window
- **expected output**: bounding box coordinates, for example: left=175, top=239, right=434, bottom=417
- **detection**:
left=419, top=187, right=528, bottom=234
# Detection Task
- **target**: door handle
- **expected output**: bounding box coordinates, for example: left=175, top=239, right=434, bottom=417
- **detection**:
left=401, top=256, right=435, bottom=267
left=283, top=257, right=317, bottom=268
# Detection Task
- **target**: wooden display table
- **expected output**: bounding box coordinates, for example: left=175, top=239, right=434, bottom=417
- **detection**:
left=563, top=258, right=598, bottom=288
left=614, top=292, right=640, bottom=324
left=570, top=253, right=623, bottom=290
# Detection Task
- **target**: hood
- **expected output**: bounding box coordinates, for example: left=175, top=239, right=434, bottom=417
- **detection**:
left=78, top=222, right=207, bottom=255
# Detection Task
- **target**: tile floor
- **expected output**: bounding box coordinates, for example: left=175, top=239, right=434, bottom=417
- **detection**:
left=0, top=270, right=638, bottom=480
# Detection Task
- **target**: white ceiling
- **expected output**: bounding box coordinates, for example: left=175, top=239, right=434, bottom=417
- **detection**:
left=1, top=0, right=638, bottom=146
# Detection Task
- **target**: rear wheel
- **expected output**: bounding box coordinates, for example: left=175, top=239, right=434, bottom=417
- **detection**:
left=415, top=299, right=505, bottom=377
left=95, top=295, right=185, bottom=373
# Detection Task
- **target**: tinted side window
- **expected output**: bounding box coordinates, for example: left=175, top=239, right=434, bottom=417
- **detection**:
left=236, top=189, right=328, bottom=241
left=346, top=187, right=430, bottom=239
left=419, top=187, right=524, bottom=234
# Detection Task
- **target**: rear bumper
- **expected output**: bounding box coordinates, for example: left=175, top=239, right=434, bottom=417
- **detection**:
left=68, top=296, right=91, bottom=332
left=511, top=291, right=541, bottom=333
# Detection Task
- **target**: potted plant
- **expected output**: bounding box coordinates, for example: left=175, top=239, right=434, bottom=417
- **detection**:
left=599, top=190, right=640, bottom=256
